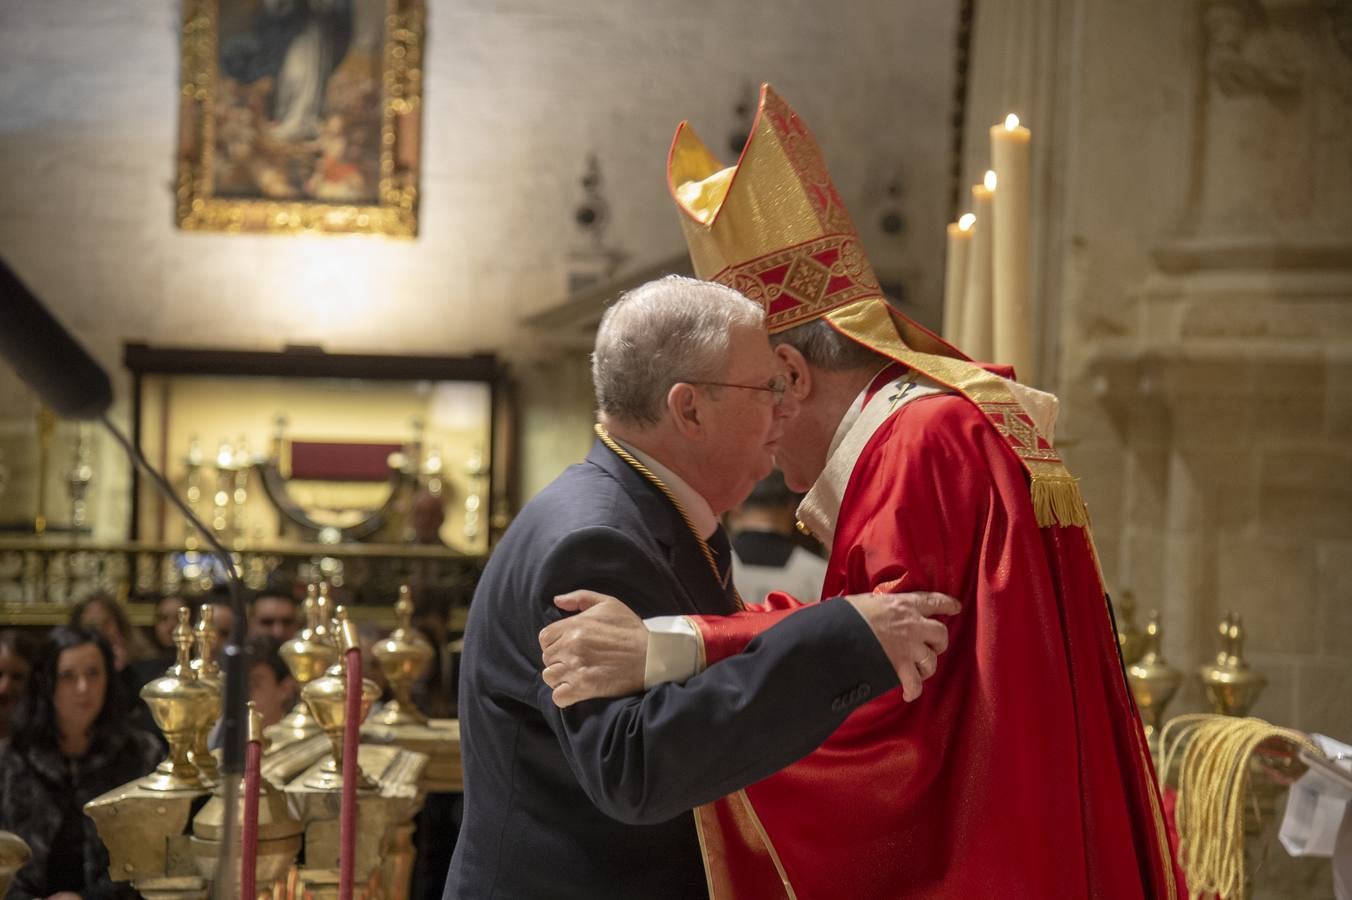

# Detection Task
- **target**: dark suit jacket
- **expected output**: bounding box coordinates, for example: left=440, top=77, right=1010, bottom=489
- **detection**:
left=444, top=440, right=897, bottom=899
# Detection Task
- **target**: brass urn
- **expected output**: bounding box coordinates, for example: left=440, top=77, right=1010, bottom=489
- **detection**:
left=1114, top=591, right=1146, bottom=666
left=301, top=605, right=381, bottom=791
left=1199, top=612, right=1267, bottom=716
left=188, top=604, right=222, bottom=784
left=139, top=608, right=218, bottom=792
left=371, top=585, right=433, bottom=727
left=273, top=583, right=340, bottom=743
left=1127, top=611, right=1182, bottom=743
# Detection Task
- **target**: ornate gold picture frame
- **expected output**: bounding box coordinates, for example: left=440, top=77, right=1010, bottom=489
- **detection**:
left=175, top=0, right=424, bottom=237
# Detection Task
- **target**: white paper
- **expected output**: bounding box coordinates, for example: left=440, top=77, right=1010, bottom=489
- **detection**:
left=1280, top=734, right=1352, bottom=860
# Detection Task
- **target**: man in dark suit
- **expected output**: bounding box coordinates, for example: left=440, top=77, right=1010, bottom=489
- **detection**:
left=444, top=275, right=958, bottom=899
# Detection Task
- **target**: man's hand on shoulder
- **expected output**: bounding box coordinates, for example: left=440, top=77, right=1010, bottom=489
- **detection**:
left=539, top=591, right=647, bottom=708
left=844, top=591, right=960, bottom=702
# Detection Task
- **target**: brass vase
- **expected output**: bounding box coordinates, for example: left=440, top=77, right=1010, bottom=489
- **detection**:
left=1199, top=612, right=1267, bottom=716
left=139, top=608, right=217, bottom=792
left=1127, top=611, right=1182, bottom=744
left=1114, top=591, right=1146, bottom=666
left=0, top=832, right=31, bottom=898
left=371, top=584, right=433, bottom=727
left=301, top=606, right=380, bottom=791
left=273, top=583, right=339, bottom=743
left=188, top=603, right=222, bottom=784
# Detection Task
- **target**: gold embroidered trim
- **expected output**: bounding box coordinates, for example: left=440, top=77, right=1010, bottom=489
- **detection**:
left=691, top=804, right=720, bottom=900
left=823, top=299, right=1090, bottom=529
left=593, top=424, right=745, bottom=611
left=736, top=790, right=798, bottom=899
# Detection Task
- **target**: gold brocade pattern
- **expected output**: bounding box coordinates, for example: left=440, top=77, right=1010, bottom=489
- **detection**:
left=592, top=425, right=745, bottom=611
left=824, top=298, right=1090, bottom=529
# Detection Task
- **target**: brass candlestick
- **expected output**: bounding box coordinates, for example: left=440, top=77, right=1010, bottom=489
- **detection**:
left=189, top=604, right=223, bottom=784
left=1114, top=591, right=1146, bottom=666
left=139, top=608, right=217, bottom=792
left=371, top=585, right=433, bottom=726
left=1127, top=611, right=1182, bottom=745
left=273, top=583, right=340, bottom=743
left=301, top=606, right=380, bottom=790
left=1199, top=612, right=1267, bottom=716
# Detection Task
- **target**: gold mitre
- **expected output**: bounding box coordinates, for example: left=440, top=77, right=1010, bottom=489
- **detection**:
left=667, top=84, right=956, bottom=359
left=667, top=84, right=1090, bottom=531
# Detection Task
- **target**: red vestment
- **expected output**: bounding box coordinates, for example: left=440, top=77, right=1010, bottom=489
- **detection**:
left=690, top=369, right=1179, bottom=899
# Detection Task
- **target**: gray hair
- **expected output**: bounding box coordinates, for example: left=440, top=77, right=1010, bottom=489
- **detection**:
left=593, top=275, right=764, bottom=427
left=770, top=317, right=882, bottom=371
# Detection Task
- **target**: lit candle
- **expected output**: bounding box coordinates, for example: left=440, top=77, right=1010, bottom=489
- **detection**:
left=990, top=113, right=1034, bottom=383
left=959, top=172, right=996, bottom=360
left=943, top=213, right=976, bottom=342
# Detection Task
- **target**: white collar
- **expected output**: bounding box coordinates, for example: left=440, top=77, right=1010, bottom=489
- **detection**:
left=610, top=435, right=720, bottom=540
left=824, top=365, right=892, bottom=462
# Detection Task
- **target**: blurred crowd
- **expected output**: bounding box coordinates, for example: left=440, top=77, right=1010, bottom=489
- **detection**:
left=0, top=580, right=460, bottom=899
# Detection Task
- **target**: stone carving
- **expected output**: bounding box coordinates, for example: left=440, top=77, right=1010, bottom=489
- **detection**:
left=1202, top=0, right=1301, bottom=97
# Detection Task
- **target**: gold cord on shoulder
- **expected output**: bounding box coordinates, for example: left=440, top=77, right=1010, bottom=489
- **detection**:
left=594, top=423, right=745, bottom=611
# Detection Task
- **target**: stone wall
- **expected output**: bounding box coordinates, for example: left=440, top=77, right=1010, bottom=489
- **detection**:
left=965, top=0, right=1352, bottom=810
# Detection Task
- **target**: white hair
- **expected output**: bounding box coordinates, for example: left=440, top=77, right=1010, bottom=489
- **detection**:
left=592, top=275, right=764, bottom=427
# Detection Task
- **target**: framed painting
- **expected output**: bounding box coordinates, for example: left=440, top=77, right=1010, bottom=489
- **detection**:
left=175, top=0, right=424, bottom=236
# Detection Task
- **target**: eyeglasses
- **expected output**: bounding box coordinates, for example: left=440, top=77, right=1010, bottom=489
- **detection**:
left=688, top=375, right=789, bottom=408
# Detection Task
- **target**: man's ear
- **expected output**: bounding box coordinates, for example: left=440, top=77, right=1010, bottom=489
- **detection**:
left=666, top=382, right=704, bottom=437
left=775, top=343, right=811, bottom=399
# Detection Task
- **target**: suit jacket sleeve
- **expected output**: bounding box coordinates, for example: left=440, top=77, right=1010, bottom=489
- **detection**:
left=528, top=525, right=897, bottom=826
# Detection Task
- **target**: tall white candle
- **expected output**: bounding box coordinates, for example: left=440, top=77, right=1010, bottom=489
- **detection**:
left=991, top=113, right=1034, bottom=383
left=960, top=173, right=996, bottom=360
left=943, top=213, right=975, bottom=343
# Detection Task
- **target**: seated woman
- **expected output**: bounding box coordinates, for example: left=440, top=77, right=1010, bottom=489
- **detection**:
left=0, top=626, right=160, bottom=900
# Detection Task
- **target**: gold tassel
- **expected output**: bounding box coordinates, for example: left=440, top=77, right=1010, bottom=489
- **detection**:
left=1030, top=473, right=1089, bottom=529
left=1161, top=715, right=1319, bottom=900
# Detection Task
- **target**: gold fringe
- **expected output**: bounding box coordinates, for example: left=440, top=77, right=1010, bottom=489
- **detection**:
left=1160, top=714, right=1320, bottom=900
left=1030, top=473, right=1089, bottom=529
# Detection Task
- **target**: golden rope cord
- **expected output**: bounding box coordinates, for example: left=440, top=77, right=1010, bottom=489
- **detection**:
left=1160, top=714, right=1320, bottom=900
left=593, top=423, right=745, bottom=612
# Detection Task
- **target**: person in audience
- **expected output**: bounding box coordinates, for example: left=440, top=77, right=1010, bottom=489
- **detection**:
left=0, top=630, right=35, bottom=741
left=248, top=584, right=300, bottom=642
left=70, top=595, right=159, bottom=735
left=150, top=594, right=189, bottom=659
left=205, top=589, right=236, bottom=651
left=0, top=626, right=160, bottom=900
left=727, top=470, right=828, bottom=603
left=245, top=636, right=298, bottom=730
left=128, top=593, right=190, bottom=687
left=69, top=595, right=148, bottom=680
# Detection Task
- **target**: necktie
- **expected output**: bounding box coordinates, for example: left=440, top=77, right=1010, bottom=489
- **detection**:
left=707, top=526, right=737, bottom=607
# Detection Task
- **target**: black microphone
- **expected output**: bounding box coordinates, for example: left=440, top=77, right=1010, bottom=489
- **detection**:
left=0, top=258, right=113, bottom=420
left=0, top=255, right=249, bottom=900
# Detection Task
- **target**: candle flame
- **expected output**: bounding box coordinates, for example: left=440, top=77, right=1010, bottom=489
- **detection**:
left=984, top=170, right=998, bottom=191
left=1004, top=113, right=1020, bottom=130
left=958, top=213, right=976, bottom=231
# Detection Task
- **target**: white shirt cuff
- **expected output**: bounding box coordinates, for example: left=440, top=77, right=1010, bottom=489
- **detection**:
left=643, top=616, right=702, bottom=688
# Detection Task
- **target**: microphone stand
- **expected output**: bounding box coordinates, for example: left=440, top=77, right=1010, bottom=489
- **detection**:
left=101, top=416, right=248, bottom=900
